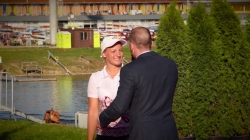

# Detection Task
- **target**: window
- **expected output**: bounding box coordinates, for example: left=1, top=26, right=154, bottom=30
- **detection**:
left=81, top=32, right=88, bottom=40
left=157, top=4, right=160, bottom=11
left=129, top=4, right=133, bottom=10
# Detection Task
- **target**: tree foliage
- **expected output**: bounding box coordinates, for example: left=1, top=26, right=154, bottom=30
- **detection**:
left=245, top=15, right=250, bottom=45
left=155, top=1, right=191, bottom=138
left=187, top=2, right=223, bottom=139
left=210, top=0, right=250, bottom=137
left=156, top=0, right=250, bottom=138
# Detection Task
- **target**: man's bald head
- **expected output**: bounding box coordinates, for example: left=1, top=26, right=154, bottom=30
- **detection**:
left=129, top=27, right=152, bottom=51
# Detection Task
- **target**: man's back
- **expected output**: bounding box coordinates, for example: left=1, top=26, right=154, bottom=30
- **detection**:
left=119, top=51, right=178, bottom=140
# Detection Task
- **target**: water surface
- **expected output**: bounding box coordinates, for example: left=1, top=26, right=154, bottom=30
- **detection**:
left=0, top=75, right=90, bottom=125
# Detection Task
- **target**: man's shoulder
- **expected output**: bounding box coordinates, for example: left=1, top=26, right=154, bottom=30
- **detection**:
left=123, top=52, right=177, bottom=67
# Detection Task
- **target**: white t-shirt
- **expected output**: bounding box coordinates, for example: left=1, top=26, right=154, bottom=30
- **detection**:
left=87, top=66, right=129, bottom=137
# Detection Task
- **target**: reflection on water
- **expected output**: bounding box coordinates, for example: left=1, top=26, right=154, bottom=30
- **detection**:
left=0, top=75, right=90, bottom=125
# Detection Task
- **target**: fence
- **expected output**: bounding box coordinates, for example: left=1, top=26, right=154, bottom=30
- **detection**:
left=0, top=72, right=15, bottom=120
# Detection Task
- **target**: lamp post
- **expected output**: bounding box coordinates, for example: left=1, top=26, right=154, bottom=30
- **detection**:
left=0, top=56, right=2, bottom=72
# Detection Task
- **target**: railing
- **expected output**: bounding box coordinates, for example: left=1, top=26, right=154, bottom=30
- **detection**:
left=0, top=72, right=45, bottom=123
left=21, top=62, right=43, bottom=77
left=48, top=50, right=72, bottom=75
left=0, top=72, right=15, bottom=120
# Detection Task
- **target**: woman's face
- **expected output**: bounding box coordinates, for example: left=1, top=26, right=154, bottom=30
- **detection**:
left=102, top=42, right=124, bottom=67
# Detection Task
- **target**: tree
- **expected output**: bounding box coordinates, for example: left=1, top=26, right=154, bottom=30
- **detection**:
left=155, top=1, right=192, bottom=138
left=244, top=15, right=250, bottom=45
left=210, top=0, right=250, bottom=137
left=187, top=1, right=223, bottom=139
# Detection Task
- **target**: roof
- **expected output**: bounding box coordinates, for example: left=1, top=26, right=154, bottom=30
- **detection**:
left=0, top=0, right=192, bottom=4
left=194, top=0, right=250, bottom=3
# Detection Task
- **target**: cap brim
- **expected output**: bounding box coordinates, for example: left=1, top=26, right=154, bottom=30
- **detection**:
left=109, top=39, right=127, bottom=47
left=105, top=39, right=127, bottom=49
left=119, top=39, right=127, bottom=47
left=100, top=39, right=127, bottom=57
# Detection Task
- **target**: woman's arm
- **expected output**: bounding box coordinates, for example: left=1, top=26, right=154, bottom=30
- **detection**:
left=88, top=97, right=99, bottom=140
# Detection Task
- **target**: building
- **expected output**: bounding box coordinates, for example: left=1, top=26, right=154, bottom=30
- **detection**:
left=0, top=0, right=249, bottom=23
left=0, top=0, right=249, bottom=47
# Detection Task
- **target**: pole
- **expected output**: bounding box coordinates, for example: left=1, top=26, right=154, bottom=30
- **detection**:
left=49, top=0, right=57, bottom=47
left=0, top=56, right=2, bottom=72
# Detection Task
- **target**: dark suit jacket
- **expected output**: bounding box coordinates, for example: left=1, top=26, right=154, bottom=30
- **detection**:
left=99, top=51, right=179, bottom=140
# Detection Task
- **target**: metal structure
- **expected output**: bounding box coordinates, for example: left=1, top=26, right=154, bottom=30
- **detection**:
left=75, top=111, right=88, bottom=128
left=47, top=50, right=72, bottom=75
left=21, top=62, right=43, bottom=77
left=0, top=72, right=45, bottom=124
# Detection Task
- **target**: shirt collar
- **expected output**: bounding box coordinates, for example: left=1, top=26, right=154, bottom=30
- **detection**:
left=138, top=50, right=151, bottom=57
left=101, top=65, right=120, bottom=79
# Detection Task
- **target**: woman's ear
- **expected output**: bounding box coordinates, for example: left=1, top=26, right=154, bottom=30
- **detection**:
left=102, top=53, right=106, bottom=58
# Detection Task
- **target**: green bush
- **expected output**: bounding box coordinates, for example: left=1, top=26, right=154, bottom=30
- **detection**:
left=155, top=1, right=192, bottom=138
left=210, top=0, right=250, bottom=137
left=245, top=15, right=250, bottom=45
left=187, top=2, right=223, bottom=139
left=156, top=0, right=250, bottom=139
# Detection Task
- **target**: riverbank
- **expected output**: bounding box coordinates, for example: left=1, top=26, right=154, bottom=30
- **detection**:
left=0, top=46, right=133, bottom=76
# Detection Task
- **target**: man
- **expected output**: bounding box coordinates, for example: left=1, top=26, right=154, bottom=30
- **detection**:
left=99, top=27, right=179, bottom=140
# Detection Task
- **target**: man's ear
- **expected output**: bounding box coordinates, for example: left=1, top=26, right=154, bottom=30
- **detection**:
left=130, top=42, right=135, bottom=51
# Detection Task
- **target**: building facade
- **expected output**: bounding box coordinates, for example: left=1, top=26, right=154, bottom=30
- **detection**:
left=0, top=0, right=249, bottom=47
left=0, top=0, right=249, bottom=20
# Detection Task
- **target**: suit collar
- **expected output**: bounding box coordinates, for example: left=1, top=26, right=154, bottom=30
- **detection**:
left=138, top=50, right=151, bottom=57
left=137, top=51, right=156, bottom=59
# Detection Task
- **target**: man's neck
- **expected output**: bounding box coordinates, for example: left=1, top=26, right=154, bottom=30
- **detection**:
left=137, top=50, right=151, bottom=58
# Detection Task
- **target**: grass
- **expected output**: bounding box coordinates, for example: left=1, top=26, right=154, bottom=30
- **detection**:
left=0, top=46, right=157, bottom=76
left=0, top=120, right=87, bottom=140
left=0, top=46, right=133, bottom=76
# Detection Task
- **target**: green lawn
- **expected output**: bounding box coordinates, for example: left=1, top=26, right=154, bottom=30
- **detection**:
left=0, top=120, right=87, bottom=140
left=0, top=46, right=157, bottom=76
left=0, top=47, right=133, bottom=76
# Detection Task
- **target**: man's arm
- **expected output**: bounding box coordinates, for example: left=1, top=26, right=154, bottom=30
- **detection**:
left=99, top=66, right=134, bottom=128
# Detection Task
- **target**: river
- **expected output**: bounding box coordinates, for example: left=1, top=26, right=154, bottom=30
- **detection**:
left=0, top=75, right=91, bottom=126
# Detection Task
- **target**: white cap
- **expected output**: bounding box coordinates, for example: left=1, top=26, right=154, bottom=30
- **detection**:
left=101, top=36, right=127, bottom=53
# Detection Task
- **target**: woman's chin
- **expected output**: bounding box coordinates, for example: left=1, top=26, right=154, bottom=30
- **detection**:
left=114, top=63, right=122, bottom=67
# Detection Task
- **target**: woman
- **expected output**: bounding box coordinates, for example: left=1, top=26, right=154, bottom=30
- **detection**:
left=87, top=36, right=129, bottom=140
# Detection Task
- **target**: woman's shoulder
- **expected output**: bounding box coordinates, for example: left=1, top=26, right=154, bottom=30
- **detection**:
left=90, top=68, right=105, bottom=79
left=91, top=70, right=102, bottom=75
